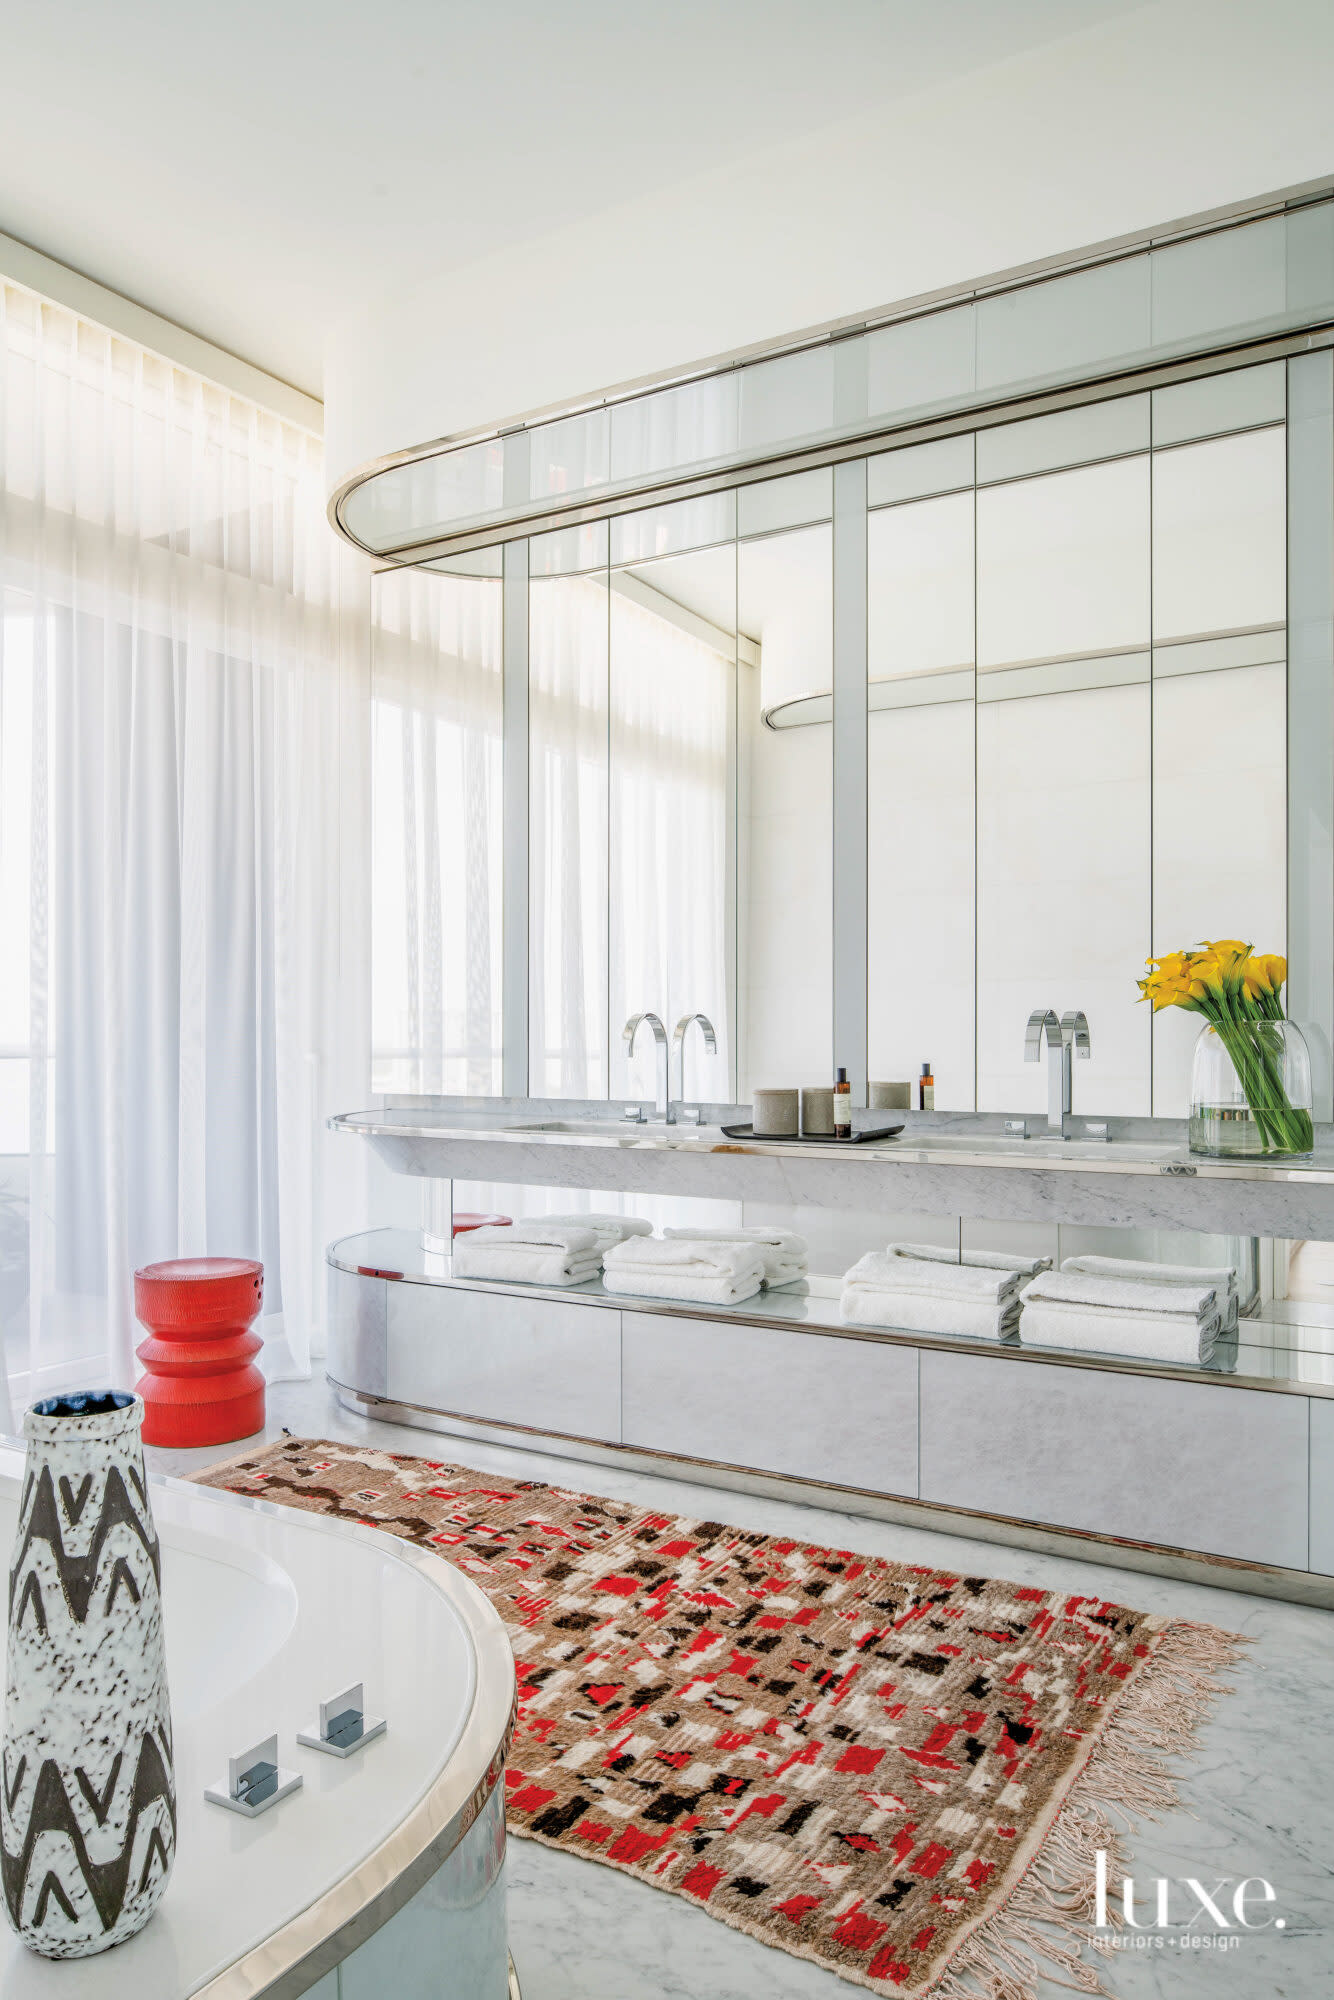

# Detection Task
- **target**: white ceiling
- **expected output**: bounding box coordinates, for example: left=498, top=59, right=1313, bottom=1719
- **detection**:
left=0, top=0, right=1144, bottom=398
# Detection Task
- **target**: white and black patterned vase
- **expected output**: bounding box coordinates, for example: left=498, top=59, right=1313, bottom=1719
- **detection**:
left=1, top=1391, right=176, bottom=1956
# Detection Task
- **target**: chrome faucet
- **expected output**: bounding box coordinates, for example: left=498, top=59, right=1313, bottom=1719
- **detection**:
left=623, top=1012, right=670, bottom=1122
left=1024, top=1008, right=1091, bottom=1138
left=672, top=1013, right=717, bottom=1123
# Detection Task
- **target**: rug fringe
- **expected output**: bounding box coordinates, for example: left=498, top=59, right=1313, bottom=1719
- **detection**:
left=927, top=1620, right=1248, bottom=2000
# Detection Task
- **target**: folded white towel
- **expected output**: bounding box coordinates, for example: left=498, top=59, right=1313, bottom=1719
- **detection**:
left=453, top=1222, right=602, bottom=1287
left=1019, top=1298, right=1222, bottom=1364
left=1023, top=1270, right=1218, bottom=1319
left=602, top=1266, right=765, bottom=1306
left=840, top=1286, right=1020, bottom=1341
left=898, top=1241, right=1052, bottom=1280
left=1061, top=1255, right=1240, bottom=1332
left=664, top=1227, right=808, bottom=1288
left=602, top=1232, right=766, bottom=1305
left=842, top=1251, right=1021, bottom=1339
left=861, top=1250, right=1024, bottom=1304
left=534, top=1213, right=653, bottom=1252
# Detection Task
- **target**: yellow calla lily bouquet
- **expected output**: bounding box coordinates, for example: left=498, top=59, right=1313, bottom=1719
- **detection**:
left=1139, top=940, right=1313, bottom=1154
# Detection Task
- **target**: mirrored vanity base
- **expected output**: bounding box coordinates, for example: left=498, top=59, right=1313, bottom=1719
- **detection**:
left=329, top=1229, right=1334, bottom=1610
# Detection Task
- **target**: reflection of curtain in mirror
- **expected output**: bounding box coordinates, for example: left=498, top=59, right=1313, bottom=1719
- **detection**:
left=530, top=574, right=608, bottom=1097
left=371, top=568, right=502, bottom=1097
left=609, top=590, right=731, bottom=1102
left=0, top=278, right=365, bottom=1404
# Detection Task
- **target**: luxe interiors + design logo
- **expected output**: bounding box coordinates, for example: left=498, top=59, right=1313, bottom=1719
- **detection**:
left=1091, top=1851, right=1287, bottom=1956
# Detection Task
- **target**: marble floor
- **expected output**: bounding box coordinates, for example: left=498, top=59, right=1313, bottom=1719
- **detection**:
left=148, top=1377, right=1334, bottom=2000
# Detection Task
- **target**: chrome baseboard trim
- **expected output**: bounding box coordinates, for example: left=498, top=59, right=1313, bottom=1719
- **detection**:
left=332, top=1384, right=1334, bottom=1611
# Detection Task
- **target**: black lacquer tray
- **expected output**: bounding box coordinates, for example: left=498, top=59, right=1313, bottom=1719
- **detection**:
left=720, top=1123, right=904, bottom=1145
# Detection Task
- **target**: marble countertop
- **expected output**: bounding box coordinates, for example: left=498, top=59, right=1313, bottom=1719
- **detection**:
left=332, top=1098, right=1334, bottom=1240
left=330, top=1227, right=1334, bottom=1402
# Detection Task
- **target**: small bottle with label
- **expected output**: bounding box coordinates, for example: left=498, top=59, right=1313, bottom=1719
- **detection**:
left=919, top=1061, right=935, bottom=1111
left=833, top=1066, right=852, bottom=1138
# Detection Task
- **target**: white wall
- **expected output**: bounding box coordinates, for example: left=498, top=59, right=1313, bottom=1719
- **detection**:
left=325, top=0, right=1334, bottom=492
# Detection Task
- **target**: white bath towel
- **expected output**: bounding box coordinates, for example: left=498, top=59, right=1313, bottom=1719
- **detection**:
left=1061, top=1255, right=1240, bottom=1332
left=664, top=1226, right=808, bottom=1288
left=1019, top=1299, right=1222, bottom=1364
left=1023, top=1269, right=1218, bottom=1320
left=840, top=1286, right=1021, bottom=1341
left=533, top=1213, right=653, bottom=1253
left=897, top=1241, right=1052, bottom=1280
left=453, top=1222, right=603, bottom=1287
left=602, top=1233, right=766, bottom=1305
left=841, top=1250, right=1023, bottom=1339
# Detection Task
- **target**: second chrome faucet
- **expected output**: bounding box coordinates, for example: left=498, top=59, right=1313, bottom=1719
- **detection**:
left=1024, top=1008, right=1091, bottom=1138
left=623, top=1010, right=717, bottom=1125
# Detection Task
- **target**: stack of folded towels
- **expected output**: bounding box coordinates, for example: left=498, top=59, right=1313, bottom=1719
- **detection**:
left=602, top=1234, right=766, bottom=1305
left=840, top=1242, right=1041, bottom=1339
left=533, top=1213, right=653, bottom=1254
left=1017, top=1266, right=1224, bottom=1363
left=663, top=1226, right=808, bottom=1289
left=1058, top=1254, right=1240, bottom=1333
left=451, top=1220, right=607, bottom=1287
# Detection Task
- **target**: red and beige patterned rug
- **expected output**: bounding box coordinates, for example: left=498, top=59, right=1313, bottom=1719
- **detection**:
left=193, top=1438, right=1243, bottom=1999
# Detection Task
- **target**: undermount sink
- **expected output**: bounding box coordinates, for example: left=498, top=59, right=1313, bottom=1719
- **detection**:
left=511, top=1117, right=723, bottom=1139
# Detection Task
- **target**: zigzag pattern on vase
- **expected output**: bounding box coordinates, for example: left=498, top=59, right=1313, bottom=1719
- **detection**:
left=4, top=1425, right=176, bottom=1955
left=0, top=1733, right=176, bottom=1950
left=11, top=1464, right=161, bottom=1625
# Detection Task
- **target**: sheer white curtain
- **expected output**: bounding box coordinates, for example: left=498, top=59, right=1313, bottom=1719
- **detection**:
left=370, top=565, right=503, bottom=1097
left=0, top=279, right=369, bottom=1410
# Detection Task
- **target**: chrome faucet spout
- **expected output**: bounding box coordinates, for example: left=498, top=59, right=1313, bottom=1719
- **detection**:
left=671, top=1013, right=717, bottom=1121
left=623, top=1012, right=671, bottom=1122
left=1024, top=1008, right=1091, bottom=1137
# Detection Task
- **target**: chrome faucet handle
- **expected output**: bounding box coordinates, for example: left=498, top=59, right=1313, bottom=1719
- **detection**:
left=1061, top=1009, right=1091, bottom=1056
left=1024, top=1008, right=1062, bottom=1060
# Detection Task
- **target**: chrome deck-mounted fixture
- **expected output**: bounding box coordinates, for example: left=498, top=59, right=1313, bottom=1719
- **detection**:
left=298, top=1681, right=387, bottom=1759
left=205, top=1733, right=303, bottom=1817
left=623, top=1012, right=670, bottom=1121
left=1024, top=1008, right=1091, bottom=1138
left=672, top=1013, right=717, bottom=1123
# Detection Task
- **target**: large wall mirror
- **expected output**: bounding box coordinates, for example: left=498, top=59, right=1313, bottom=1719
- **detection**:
left=370, top=356, right=1302, bottom=1126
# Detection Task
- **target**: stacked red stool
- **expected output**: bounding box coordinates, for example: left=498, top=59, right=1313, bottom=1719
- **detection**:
left=133, top=1257, right=266, bottom=1448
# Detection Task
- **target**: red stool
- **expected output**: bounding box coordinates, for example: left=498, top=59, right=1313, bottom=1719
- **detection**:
left=452, top=1212, right=512, bottom=1235
left=133, top=1257, right=265, bottom=1448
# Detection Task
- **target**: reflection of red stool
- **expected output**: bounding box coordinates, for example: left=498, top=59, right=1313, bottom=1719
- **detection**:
left=133, top=1258, right=265, bottom=1448
left=452, top=1212, right=512, bottom=1235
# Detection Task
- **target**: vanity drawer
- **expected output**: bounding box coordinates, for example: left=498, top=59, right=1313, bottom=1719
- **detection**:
left=328, top=1266, right=388, bottom=1398
left=386, top=1283, right=622, bottom=1443
left=1309, top=1398, right=1334, bottom=1575
left=621, top=1313, right=918, bottom=1495
left=919, top=1349, right=1309, bottom=1569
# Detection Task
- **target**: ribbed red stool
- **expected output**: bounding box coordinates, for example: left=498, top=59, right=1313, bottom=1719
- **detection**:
left=133, top=1257, right=265, bottom=1448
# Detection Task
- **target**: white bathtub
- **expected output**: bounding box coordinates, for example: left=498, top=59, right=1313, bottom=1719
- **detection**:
left=0, top=1446, right=516, bottom=1999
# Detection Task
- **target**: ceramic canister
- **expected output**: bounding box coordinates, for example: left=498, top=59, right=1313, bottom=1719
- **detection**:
left=2, top=1391, right=176, bottom=1957
left=752, top=1089, right=799, bottom=1136
left=801, top=1087, right=835, bottom=1135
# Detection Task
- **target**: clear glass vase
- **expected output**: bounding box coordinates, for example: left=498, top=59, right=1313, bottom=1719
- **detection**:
left=1188, top=1018, right=1314, bottom=1158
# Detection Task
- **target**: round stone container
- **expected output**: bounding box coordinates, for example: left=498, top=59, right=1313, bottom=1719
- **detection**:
left=752, top=1089, right=799, bottom=1136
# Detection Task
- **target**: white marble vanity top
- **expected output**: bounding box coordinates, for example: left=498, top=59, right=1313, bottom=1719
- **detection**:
left=332, top=1101, right=1334, bottom=1181
left=332, top=1099, right=1334, bottom=1241
left=0, top=1446, right=515, bottom=1998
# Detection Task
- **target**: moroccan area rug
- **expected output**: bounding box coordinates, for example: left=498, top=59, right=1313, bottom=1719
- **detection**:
left=192, top=1438, right=1243, bottom=1999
